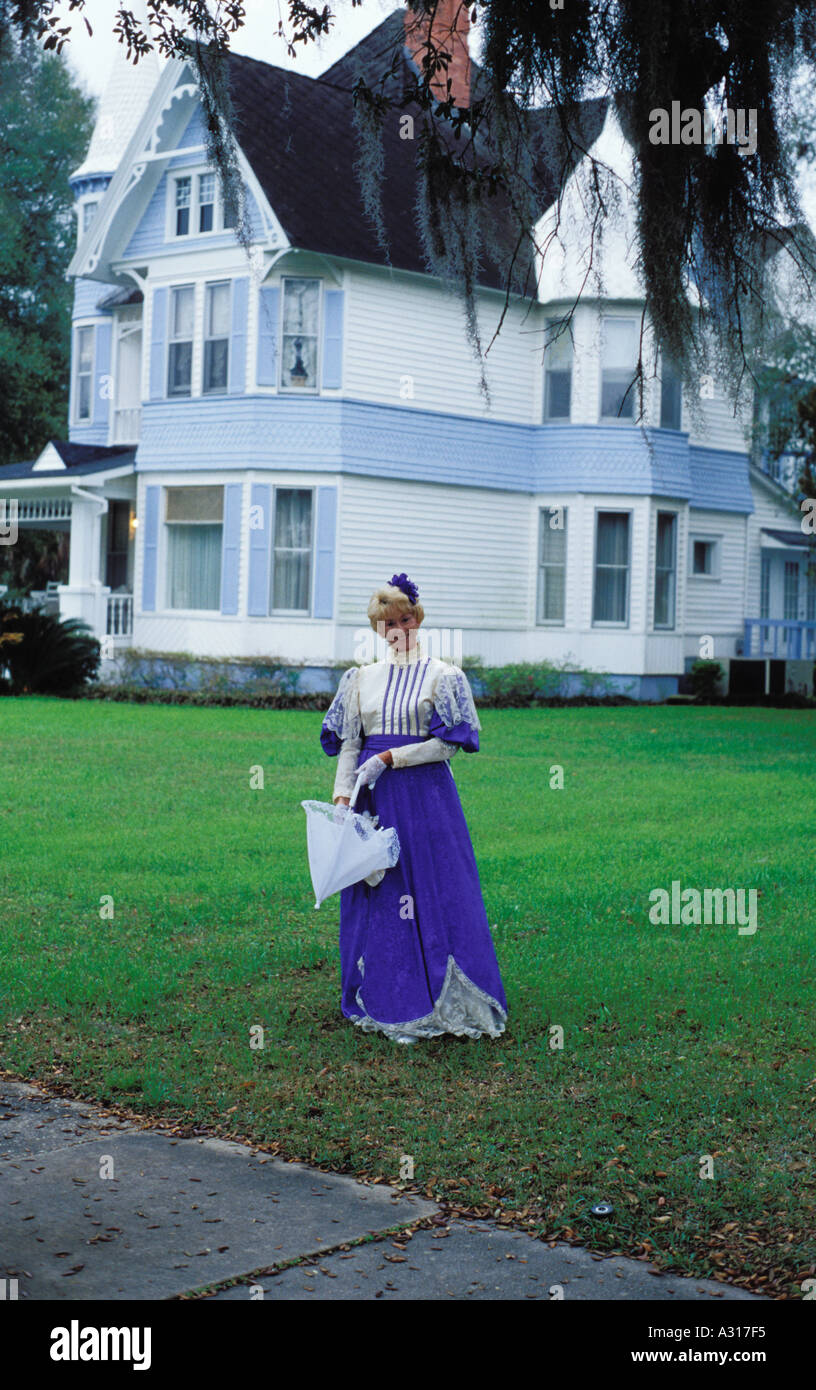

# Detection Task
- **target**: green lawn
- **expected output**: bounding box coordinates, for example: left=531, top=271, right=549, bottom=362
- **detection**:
left=0, top=697, right=814, bottom=1296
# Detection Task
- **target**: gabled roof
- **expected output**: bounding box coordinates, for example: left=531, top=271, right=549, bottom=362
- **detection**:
left=0, top=442, right=135, bottom=482
left=69, top=6, right=609, bottom=296
left=225, top=9, right=608, bottom=294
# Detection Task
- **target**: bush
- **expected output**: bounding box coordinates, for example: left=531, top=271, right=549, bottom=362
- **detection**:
left=689, top=659, right=725, bottom=703
left=0, top=603, right=100, bottom=695
left=463, top=658, right=620, bottom=705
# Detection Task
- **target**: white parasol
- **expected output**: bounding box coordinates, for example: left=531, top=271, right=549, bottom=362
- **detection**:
left=301, top=773, right=400, bottom=908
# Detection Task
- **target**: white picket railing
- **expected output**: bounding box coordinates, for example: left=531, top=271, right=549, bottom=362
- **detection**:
left=106, top=592, right=133, bottom=638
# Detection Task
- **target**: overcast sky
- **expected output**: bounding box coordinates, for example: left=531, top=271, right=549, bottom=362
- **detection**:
left=60, top=0, right=411, bottom=96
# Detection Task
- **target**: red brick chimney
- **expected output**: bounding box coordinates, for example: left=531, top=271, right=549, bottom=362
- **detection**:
left=404, top=1, right=471, bottom=110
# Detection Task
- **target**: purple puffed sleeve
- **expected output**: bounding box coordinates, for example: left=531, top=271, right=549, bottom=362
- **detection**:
left=427, top=665, right=481, bottom=752
left=320, top=666, right=361, bottom=756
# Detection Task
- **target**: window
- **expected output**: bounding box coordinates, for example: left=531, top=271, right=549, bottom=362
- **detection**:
left=654, top=511, right=677, bottom=629
left=74, top=326, right=94, bottom=421
left=81, top=199, right=100, bottom=238
left=601, top=317, right=637, bottom=420
left=170, top=170, right=235, bottom=238
left=660, top=357, right=683, bottom=430
left=784, top=560, right=799, bottom=620
left=203, top=282, right=230, bottom=394
left=280, top=278, right=320, bottom=392
left=198, top=173, right=216, bottom=233
left=690, top=536, right=720, bottom=578
left=807, top=566, right=816, bottom=623
left=165, top=486, right=223, bottom=610
left=271, top=489, right=313, bottom=612
left=760, top=553, right=771, bottom=619
left=537, top=506, right=567, bottom=623
left=167, top=286, right=194, bottom=397
left=174, top=176, right=191, bottom=236
left=544, top=321, right=572, bottom=420
left=593, top=511, right=631, bottom=624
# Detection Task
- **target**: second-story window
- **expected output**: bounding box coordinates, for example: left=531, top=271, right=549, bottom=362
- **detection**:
left=600, top=317, right=637, bottom=421
left=81, top=198, right=100, bottom=239
left=198, top=173, right=216, bottom=233
left=544, top=320, right=572, bottom=420
left=167, top=286, right=194, bottom=397
left=175, top=176, right=191, bottom=236
left=280, top=278, right=320, bottom=392
left=203, top=282, right=230, bottom=394
left=74, top=326, right=94, bottom=421
left=660, top=356, right=683, bottom=430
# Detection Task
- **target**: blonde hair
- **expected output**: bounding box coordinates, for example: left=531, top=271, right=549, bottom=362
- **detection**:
left=367, top=583, right=425, bottom=632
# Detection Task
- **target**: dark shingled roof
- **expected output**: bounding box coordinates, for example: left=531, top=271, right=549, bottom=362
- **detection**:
left=226, top=7, right=608, bottom=295
left=0, top=442, right=135, bottom=479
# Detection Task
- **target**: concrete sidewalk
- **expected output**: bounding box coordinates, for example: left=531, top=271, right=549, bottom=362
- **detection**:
left=0, top=1078, right=763, bottom=1302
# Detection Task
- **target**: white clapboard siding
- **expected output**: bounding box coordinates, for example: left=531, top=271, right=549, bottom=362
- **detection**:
left=336, top=473, right=532, bottom=629
left=684, top=508, right=747, bottom=634
left=342, top=265, right=540, bottom=424
left=686, top=389, right=752, bottom=454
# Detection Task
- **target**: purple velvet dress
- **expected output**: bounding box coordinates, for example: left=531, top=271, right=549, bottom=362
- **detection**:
left=320, top=650, right=507, bottom=1042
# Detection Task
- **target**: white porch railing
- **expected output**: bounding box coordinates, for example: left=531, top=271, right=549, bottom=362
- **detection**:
left=106, top=592, right=133, bottom=639
left=112, top=407, right=141, bottom=444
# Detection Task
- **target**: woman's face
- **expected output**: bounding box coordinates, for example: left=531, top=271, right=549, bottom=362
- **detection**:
left=382, top=608, right=419, bottom=652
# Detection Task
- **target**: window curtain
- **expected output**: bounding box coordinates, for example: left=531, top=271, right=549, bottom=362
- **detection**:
left=537, top=508, right=567, bottom=621
left=168, top=526, right=222, bottom=610
left=594, top=513, right=630, bottom=622
left=272, top=489, right=312, bottom=611
left=166, top=486, right=224, bottom=610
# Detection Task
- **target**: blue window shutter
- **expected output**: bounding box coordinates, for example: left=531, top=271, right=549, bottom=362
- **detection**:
left=257, top=286, right=279, bottom=387
left=321, top=289, right=344, bottom=390
left=94, top=322, right=112, bottom=429
left=142, top=485, right=160, bottom=612
left=228, top=277, right=249, bottom=394
left=149, top=288, right=167, bottom=400
left=247, top=483, right=270, bottom=616
left=313, top=486, right=337, bottom=619
left=220, top=483, right=242, bottom=615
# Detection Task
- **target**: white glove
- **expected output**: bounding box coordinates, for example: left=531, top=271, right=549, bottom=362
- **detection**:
left=356, top=754, right=389, bottom=788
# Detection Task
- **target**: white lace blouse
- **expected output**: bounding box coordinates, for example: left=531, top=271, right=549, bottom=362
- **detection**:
left=321, top=642, right=482, bottom=801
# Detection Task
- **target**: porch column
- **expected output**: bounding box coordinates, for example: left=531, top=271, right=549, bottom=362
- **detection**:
left=57, top=494, right=110, bottom=639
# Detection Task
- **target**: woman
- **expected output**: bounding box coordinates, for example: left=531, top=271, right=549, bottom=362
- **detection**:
left=320, top=573, right=507, bottom=1044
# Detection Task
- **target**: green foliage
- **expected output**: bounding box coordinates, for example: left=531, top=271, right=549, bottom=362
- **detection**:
left=464, top=657, right=620, bottom=704
left=0, top=30, right=94, bottom=463
left=689, top=659, right=725, bottom=702
left=0, top=602, right=99, bottom=694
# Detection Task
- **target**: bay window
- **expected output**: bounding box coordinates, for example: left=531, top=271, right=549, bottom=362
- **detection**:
left=593, top=511, right=631, bottom=624
left=537, top=506, right=567, bottom=623
left=74, top=326, right=94, bottom=421
left=280, top=278, right=320, bottom=392
left=544, top=321, right=572, bottom=420
left=203, top=281, right=230, bottom=394
left=165, top=486, right=223, bottom=611
left=271, top=488, right=313, bottom=612
left=601, top=317, right=637, bottom=420
left=660, top=356, right=683, bottom=430
left=654, top=511, right=677, bottom=629
left=167, top=286, right=194, bottom=397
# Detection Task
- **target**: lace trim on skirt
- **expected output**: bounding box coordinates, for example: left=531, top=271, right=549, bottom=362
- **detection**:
left=350, top=954, right=506, bottom=1041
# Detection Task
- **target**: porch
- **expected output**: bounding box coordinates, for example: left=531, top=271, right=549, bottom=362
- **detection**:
left=743, top=618, right=816, bottom=660
left=0, top=443, right=137, bottom=651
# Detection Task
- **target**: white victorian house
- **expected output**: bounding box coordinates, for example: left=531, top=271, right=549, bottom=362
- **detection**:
left=1, top=3, right=812, bottom=697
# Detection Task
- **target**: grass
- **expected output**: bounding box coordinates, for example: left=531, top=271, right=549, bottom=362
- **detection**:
left=0, top=696, right=814, bottom=1297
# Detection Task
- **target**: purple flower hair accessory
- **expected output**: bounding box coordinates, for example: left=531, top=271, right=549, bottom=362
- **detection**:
left=389, top=572, right=419, bottom=605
